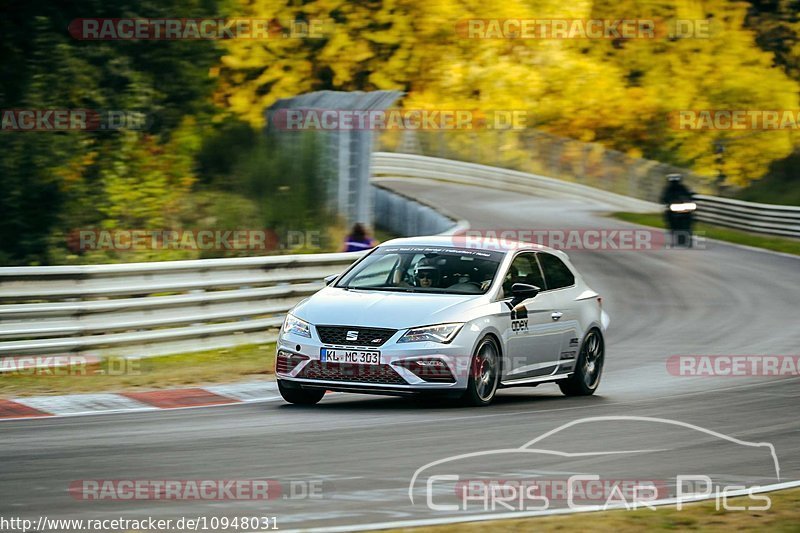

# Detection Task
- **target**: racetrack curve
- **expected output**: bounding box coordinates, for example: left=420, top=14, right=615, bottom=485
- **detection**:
left=1, top=178, right=799, bottom=531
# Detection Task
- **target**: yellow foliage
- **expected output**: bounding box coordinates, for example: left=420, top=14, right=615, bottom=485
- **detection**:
left=217, top=0, right=800, bottom=186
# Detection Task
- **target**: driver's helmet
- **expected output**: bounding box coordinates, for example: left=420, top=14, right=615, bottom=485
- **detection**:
left=413, top=258, right=440, bottom=287
left=667, top=173, right=683, bottom=182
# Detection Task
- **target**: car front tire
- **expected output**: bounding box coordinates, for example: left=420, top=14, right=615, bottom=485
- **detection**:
left=278, top=380, right=326, bottom=405
left=558, top=329, right=604, bottom=396
left=461, top=336, right=501, bottom=406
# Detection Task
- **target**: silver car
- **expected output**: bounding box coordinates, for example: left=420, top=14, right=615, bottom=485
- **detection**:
left=275, top=236, right=609, bottom=406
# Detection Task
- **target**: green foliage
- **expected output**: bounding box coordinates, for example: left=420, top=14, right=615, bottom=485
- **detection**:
left=231, top=131, right=334, bottom=241
left=195, top=116, right=259, bottom=188
left=0, top=1, right=223, bottom=265
left=741, top=0, right=800, bottom=200
left=735, top=151, right=800, bottom=206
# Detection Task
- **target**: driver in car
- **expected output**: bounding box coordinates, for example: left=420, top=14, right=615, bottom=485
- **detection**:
left=502, top=264, right=520, bottom=298
left=414, top=259, right=440, bottom=288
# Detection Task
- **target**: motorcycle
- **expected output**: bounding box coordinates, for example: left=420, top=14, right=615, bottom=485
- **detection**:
left=666, top=198, right=696, bottom=248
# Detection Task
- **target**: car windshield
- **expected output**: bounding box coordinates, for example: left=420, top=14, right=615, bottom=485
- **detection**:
left=336, top=245, right=504, bottom=294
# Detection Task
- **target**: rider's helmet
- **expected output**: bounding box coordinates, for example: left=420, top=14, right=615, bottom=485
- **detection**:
left=667, top=173, right=683, bottom=182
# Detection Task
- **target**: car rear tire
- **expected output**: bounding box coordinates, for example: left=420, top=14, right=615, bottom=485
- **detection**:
left=461, top=336, right=500, bottom=406
left=558, top=329, right=604, bottom=396
left=278, top=380, right=326, bottom=405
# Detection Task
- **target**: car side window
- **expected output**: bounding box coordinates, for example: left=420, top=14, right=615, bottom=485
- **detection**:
left=347, top=254, right=399, bottom=287
left=502, top=252, right=545, bottom=298
left=538, top=253, right=575, bottom=290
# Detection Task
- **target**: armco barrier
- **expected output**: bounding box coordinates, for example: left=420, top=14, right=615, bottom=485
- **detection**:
left=693, top=195, right=800, bottom=238
left=0, top=253, right=364, bottom=359
left=372, top=181, right=466, bottom=237
left=371, top=152, right=661, bottom=213
left=372, top=152, right=800, bottom=239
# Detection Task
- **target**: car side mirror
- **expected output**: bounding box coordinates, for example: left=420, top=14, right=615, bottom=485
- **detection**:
left=510, top=283, right=540, bottom=307
left=324, top=274, right=338, bottom=286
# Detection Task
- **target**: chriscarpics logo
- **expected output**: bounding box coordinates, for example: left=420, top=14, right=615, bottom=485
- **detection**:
left=409, top=416, right=779, bottom=513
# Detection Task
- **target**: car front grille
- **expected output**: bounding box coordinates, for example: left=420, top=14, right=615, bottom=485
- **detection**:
left=315, top=326, right=397, bottom=347
left=298, top=361, right=407, bottom=385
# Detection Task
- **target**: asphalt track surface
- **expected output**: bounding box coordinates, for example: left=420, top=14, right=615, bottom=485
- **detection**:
left=2, top=179, right=799, bottom=531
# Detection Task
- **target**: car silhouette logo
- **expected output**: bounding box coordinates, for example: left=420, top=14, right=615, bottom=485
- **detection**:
left=346, top=330, right=359, bottom=341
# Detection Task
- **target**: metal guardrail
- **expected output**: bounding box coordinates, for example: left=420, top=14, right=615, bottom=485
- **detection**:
left=374, top=152, right=800, bottom=239
left=379, top=129, right=708, bottom=204
left=0, top=253, right=365, bottom=359
left=694, top=195, right=800, bottom=239
left=372, top=181, right=467, bottom=237
left=371, top=152, right=661, bottom=213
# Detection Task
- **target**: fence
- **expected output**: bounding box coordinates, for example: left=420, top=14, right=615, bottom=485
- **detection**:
left=266, top=90, right=403, bottom=226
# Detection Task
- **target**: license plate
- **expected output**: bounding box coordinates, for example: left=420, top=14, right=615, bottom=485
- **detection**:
left=320, top=348, right=381, bottom=365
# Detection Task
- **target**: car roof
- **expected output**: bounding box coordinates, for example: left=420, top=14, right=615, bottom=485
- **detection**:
left=378, top=235, right=568, bottom=259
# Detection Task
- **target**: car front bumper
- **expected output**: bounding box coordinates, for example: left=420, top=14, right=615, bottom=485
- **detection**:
left=275, top=328, right=478, bottom=395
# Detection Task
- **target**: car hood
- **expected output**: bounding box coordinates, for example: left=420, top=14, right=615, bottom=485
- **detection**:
left=292, top=287, right=486, bottom=329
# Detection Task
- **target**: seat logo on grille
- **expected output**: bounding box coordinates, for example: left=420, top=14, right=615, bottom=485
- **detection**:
left=346, top=330, right=359, bottom=341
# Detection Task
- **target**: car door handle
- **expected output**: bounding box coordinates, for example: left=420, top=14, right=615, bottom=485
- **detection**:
left=551, top=312, right=563, bottom=321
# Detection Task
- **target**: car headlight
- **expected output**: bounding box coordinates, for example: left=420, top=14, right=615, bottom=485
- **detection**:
left=283, top=314, right=311, bottom=338
left=398, top=323, right=463, bottom=344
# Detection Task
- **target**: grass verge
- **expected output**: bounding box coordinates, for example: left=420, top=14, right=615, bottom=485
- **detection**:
left=384, top=487, right=800, bottom=532
left=0, top=343, right=276, bottom=398
left=611, top=212, right=800, bottom=256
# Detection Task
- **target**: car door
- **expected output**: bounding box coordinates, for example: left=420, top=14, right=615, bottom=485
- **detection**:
left=502, top=252, right=563, bottom=381
left=537, top=252, right=581, bottom=373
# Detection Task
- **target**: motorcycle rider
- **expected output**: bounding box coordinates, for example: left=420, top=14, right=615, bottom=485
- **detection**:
left=660, top=173, right=695, bottom=248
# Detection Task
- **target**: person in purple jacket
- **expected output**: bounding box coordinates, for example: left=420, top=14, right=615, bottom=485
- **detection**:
left=342, top=223, right=377, bottom=252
